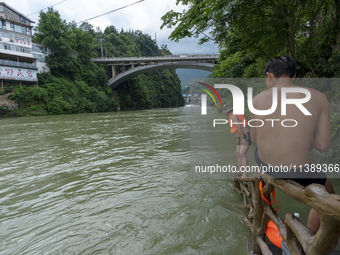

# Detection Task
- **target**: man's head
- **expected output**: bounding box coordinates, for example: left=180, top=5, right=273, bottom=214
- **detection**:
left=263, top=55, right=297, bottom=79
left=222, top=103, right=233, bottom=115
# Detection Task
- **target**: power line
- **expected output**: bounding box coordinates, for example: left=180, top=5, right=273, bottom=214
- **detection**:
left=76, top=0, right=145, bottom=25
left=26, top=0, right=68, bottom=16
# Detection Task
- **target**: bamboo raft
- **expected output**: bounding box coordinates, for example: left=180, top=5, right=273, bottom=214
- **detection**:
left=234, top=173, right=340, bottom=255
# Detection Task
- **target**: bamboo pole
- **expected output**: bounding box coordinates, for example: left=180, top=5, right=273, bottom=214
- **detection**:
left=234, top=178, right=241, bottom=192
left=264, top=175, right=340, bottom=221
left=234, top=175, right=340, bottom=255
left=258, top=174, right=340, bottom=254
left=309, top=215, right=340, bottom=255
left=257, top=236, right=273, bottom=255
left=285, top=214, right=310, bottom=254
left=252, top=177, right=263, bottom=254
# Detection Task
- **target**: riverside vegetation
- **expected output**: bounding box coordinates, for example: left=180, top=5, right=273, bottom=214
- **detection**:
left=0, top=8, right=184, bottom=117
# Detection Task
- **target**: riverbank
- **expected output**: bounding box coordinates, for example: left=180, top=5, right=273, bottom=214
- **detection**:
left=0, top=66, right=184, bottom=117
left=0, top=92, right=48, bottom=117
left=0, top=92, right=19, bottom=115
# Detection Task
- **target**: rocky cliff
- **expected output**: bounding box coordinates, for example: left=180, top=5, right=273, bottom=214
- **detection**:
left=0, top=93, right=19, bottom=115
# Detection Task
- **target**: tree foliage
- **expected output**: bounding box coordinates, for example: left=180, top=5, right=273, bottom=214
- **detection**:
left=13, top=75, right=119, bottom=115
left=161, top=0, right=340, bottom=78
left=116, top=70, right=184, bottom=110
left=34, top=8, right=81, bottom=79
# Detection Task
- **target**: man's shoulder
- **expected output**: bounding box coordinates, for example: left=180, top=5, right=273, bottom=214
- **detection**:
left=297, top=86, right=329, bottom=104
left=252, top=88, right=272, bottom=104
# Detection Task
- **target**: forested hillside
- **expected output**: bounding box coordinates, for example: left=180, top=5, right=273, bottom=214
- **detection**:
left=176, top=69, right=211, bottom=94
left=1, top=8, right=184, bottom=117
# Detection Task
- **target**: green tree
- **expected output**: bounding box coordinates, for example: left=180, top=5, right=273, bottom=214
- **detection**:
left=161, top=0, right=340, bottom=78
left=34, top=8, right=81, bottom=79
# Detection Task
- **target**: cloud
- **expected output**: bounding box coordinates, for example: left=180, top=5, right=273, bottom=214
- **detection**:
left=8, top=0, right=218, bottom=54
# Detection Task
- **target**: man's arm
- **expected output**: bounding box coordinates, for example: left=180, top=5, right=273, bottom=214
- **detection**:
left=311, top=94, right=331, bottom=152
left=250, top=111, right=257, bottom=144
left=249, top=94, right=261, bottom=145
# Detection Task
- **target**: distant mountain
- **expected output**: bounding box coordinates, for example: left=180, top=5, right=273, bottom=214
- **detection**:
left=175, top=69, right=212, bottom=89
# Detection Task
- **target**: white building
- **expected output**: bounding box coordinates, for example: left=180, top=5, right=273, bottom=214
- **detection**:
left=0, top=2, right=38, bottom=88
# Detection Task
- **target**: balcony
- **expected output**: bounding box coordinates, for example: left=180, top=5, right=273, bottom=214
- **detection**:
left=0, top=58, right=37, bottom=69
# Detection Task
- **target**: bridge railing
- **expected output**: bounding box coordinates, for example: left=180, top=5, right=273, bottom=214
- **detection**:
left=91, top=54, right=220, bottom=62
left=234, top=173, right=340, bottom=255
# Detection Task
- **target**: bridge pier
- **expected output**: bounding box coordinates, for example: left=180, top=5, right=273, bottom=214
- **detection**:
left=111, top=65, right=133, bottom=79
left=111, top=65, right=119, bottom=78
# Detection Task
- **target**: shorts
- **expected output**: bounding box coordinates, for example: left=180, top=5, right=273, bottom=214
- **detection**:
left=237, top=132, right=252, bottom=146
left=254, top=147, right=327, bottom=187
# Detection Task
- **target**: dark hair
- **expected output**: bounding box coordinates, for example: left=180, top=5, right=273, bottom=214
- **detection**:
left=263, top=55, right=297, bottom=78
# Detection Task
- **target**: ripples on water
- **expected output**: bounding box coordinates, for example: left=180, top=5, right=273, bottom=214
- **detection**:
left=0, top=108, right=251, bottom=254
left=3, top=107, right=337, bottom=254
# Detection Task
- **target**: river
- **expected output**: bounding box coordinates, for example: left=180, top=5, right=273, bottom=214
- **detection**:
left=0, top=107, right=339, bottom=254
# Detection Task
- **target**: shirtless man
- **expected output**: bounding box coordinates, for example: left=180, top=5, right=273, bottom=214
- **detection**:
left=223, top=103, right=251, bottom=179
left=250, top=55, right=335, bottom=234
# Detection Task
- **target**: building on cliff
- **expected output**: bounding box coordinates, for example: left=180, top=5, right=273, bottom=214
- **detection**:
left=0, top=3, right=49, bottom=90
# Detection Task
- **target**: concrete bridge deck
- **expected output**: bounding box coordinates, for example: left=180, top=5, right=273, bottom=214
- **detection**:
left=91, top=54, right=219, bottom=64
left=91, top=54, right=219, bottom=89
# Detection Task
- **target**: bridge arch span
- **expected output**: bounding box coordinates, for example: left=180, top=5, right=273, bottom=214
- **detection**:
left=108, top=62, right=213, bottom=89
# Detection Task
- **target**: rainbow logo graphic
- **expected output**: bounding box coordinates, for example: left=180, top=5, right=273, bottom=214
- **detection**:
left=197, top=82, right=222, bottom=115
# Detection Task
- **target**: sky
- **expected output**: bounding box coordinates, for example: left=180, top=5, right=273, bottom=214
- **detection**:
left=8, top=0, right=219, bottom=55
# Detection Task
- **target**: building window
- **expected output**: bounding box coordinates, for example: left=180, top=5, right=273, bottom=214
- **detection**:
left=34, top=54, right=45, bottom=63
left=33, top=44, right=38, bottom=52
left=1, top=22, right=31, bottom=36
left=0, top=42, right=31, bottom=53
left=19, top=15, right=27, bottom=25
left=14, top=24, right=21, bottom=33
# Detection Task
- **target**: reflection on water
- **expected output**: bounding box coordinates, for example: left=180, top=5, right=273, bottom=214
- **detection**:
left=0, top=108, right=339, bottom=254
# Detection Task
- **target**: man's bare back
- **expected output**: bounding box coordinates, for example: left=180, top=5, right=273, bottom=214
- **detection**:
left=250, top=81, right=330, bottom=168
left=250, top=55, right=334, bottom=234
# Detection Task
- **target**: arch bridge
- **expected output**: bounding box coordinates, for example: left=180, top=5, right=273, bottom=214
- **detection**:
left=91, top=54, right=219, bottom=89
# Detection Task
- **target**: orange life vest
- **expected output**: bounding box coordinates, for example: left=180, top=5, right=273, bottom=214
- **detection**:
left=229, top=112, right=248, bottom=134
left=260, top=179, right=282, bottom=248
